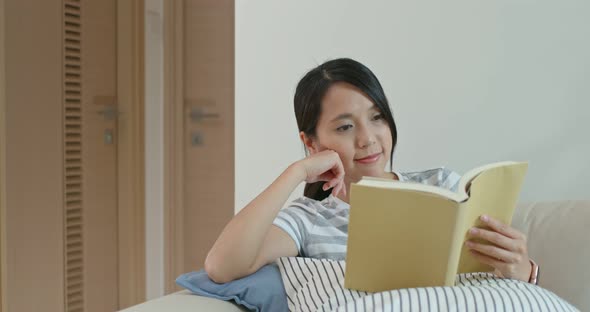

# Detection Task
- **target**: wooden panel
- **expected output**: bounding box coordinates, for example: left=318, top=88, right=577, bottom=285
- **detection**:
left=183, top=0, right=235, bottom=272
left=4, top=0, right=65, bottom=311
left=163, top=0, right=185, bottom=293
left=116, top=0, right=146, bottom=308
left=0, top=0, right=6, bottom=310
left=81, top=0, right=119, bottom=311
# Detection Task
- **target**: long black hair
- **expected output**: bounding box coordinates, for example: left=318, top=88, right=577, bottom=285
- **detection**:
left=293, top=58, right=398, bottom=200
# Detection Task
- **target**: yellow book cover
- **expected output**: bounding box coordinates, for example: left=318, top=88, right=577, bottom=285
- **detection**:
left=343, top=161, right=528, bottom=292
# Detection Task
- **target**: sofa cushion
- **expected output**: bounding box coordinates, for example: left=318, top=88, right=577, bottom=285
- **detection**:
left=121, top=290, right=246, bottom=312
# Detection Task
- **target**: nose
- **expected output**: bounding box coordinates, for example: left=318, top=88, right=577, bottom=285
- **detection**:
left=356, top=124, right=376, bottom=149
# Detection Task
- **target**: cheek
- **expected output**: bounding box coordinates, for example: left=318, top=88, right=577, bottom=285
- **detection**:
left=332, top=145, right=354, bottom=162
left=380, top=127, right=393, bottom=149
left=337, top=149, right=355, bottom=165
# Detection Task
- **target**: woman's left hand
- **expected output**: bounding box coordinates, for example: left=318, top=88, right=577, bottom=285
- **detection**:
left=465, top=215, right=532, bottom=282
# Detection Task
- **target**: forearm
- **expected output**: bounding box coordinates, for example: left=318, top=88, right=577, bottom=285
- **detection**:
left=205, top=163, right=305, bottom=282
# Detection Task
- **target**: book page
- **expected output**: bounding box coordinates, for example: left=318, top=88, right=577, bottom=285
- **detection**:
left=456, top=162, right=528, bottom=273
left=358, top=177, right=467, bottom=203
left=458, top=161, right=520, bottom=196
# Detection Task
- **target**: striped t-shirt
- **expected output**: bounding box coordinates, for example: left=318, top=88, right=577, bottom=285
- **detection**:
left=272, top=167, right=461, bottom=260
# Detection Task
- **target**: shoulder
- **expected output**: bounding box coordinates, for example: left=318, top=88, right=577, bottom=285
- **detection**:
left=276, top=197, right=322, bottom=223
left=279, top=195, right=349, bottom=221
left=285, top=194, right=345, bottom=210
left=283, top=196, right=321, bottom=215
left=397, top=167, right=461, bottom=191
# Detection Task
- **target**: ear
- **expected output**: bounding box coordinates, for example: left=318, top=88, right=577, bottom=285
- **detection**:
left=299, top=131, right=319, bottom=154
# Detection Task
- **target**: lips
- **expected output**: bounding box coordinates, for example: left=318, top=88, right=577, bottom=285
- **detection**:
left=354, top=152, right=381, bottom=164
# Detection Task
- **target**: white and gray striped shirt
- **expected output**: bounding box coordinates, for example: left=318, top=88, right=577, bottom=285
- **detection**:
left=273, top=167, right=461, bottom=260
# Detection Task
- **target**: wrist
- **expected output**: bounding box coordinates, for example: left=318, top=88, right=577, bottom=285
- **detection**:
left=286, top=161, right=307, bottom=184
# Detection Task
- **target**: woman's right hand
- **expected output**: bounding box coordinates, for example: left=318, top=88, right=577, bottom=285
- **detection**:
left=295, top=150, right=346, bottom=196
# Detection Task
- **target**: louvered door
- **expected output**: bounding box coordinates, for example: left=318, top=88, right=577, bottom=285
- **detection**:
left=3, top=0, right=132, bottom=311
left=63, top=0, right=119, bottom=311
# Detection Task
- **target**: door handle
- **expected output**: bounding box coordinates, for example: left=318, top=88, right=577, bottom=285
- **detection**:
left=96, top=106, right=121, bottom=121
left=190, top=107, right=220, bottom=123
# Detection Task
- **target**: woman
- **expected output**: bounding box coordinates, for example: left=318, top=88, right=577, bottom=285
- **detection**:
left=205, top=58, right=536, bottom=286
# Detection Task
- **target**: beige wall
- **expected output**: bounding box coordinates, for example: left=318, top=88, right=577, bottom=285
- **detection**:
left=3, top=0, right=64, bottom=310
left=235, top=0, right=590, bottom=212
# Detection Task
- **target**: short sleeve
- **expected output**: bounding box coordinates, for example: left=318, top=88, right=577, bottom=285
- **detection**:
left=440, top=167, right=461, bottom=192
left=397, top=167, right=461, bottom=192
left=272, top=198, right=317, bottom=256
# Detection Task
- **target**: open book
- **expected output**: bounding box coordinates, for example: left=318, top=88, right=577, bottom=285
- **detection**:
left=344, top=161, right=528, bottom=292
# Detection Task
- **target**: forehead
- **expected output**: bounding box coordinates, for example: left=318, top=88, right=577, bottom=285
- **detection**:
left=320, top=82, right=376, bottom=119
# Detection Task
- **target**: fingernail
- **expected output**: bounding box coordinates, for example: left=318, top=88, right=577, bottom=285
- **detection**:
left=465, top=241, right=473, bottom=247
left=469, top=228, right=478, bottom=234
left=481, top=215, right=489, bottom=222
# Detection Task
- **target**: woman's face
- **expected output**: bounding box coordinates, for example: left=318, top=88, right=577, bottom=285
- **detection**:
left=304, top=82, right=393, bottom=184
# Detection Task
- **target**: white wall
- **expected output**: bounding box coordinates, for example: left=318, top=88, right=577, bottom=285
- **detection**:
left=145, top=0, right=164, bottom=300
left=236, top=0, right=590, bottom=212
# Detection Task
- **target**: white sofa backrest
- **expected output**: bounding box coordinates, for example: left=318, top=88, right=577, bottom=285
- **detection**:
left=512, top=200, right=590, bottom=311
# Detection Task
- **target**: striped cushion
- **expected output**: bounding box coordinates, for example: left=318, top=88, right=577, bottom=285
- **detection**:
left=277, top=257, right=578, bottom=312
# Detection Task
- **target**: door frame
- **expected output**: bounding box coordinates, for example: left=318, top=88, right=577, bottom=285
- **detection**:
left=0, top=0, right=7, bottom=310
left=117, top=0, right=147, bottom=308
left=162, top=0, right=185, bottom=294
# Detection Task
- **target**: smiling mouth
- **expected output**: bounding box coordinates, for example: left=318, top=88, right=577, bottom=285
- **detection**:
left=354, top=152, right=381, bottom=164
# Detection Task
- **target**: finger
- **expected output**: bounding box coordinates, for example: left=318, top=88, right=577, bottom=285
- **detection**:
left=468, top=249, right=505, bottom=269
left=330, top=154, right=345, bottom=180
left=331, top=182, right=340, bottom=197
left=328, top=166, right=344, bottom=195
left=320, top=163, right=343, bottom=184
left=324, top=177, right=339, bottom=191
left=332, top=181, right=342, bottom=197
left=480, top=215, right=524, bottom=240
left=336, top=181, right=346, bottom=197
left=465, top=240, right=519, bottom=263
left=469, top=227, right=521, bottom=252
left=333, top=166, right=344, bottom=181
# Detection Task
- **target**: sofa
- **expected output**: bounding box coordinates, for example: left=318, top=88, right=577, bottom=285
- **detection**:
left=122, top=200, right=590, bottom=311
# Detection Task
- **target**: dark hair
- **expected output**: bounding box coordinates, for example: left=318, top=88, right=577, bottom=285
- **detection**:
left=294, top=58, right=398, bottom=200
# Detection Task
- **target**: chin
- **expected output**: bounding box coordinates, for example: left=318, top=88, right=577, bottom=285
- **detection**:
left=361, top=168, right=383, bottom=178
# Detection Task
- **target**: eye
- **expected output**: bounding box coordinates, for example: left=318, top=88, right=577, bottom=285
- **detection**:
left=336, top=124, right=353, bottom=132
left=372, top=113, right=384, bottom=121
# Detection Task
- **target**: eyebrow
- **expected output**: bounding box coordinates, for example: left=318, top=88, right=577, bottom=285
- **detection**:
left=329, top=113, right=353, bottom=123
left=329, top=105, right=378, bottom=123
